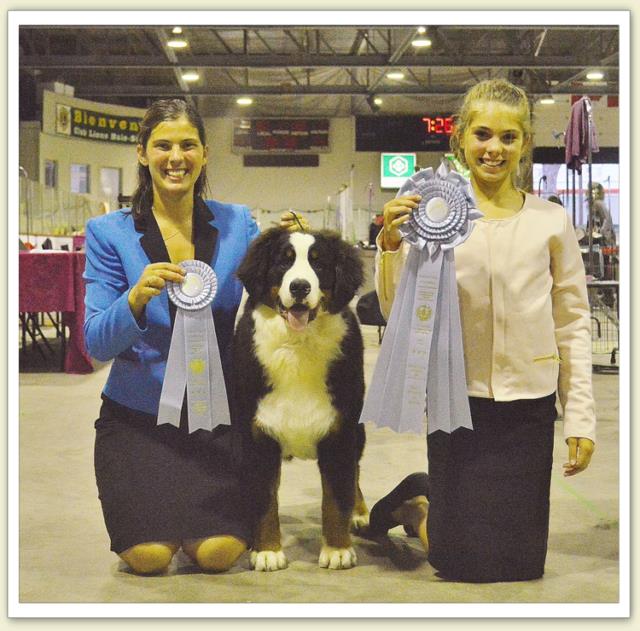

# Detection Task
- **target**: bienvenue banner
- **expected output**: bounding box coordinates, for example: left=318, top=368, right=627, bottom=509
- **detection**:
left=55, top=103, right=141, bottom=144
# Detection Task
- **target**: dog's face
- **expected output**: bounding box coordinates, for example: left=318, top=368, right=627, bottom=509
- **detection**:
left=237, top=228, right=364, bottom=331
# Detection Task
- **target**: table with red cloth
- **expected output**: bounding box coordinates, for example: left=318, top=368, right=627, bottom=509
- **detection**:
left=19, top=251, right=93, bottom=373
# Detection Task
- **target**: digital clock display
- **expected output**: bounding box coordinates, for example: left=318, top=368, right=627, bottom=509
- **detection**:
left=421, top=116, right=454, bottom=136
left=356, top=116, right=454, bottom=152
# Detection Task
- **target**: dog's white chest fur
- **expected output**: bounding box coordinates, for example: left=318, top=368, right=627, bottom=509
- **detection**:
left=252, top=305, right=347, bottom=459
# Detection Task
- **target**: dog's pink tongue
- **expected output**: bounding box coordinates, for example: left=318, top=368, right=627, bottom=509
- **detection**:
left=287, top=309, right=310, bottom=331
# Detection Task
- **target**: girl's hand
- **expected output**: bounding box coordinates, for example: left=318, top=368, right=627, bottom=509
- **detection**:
left=381, top=195, right=421, bottom=251
left=563, top=437, right=595, bottom=476
left=280, top=211, right=309, bottom=232
left=128, top=262, right=186, bottom=320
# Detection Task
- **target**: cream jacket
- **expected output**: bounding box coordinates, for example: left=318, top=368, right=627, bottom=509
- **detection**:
left=375, top=193, right=596, bottom=443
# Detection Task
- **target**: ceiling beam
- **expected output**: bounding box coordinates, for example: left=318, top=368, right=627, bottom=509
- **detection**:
left=74, top=83, right=614, bottom=98
left=348, top=30, right=367, bottom=55
left=363, top=31, right=380, bottom=54
left=154, top=28, right=194, bottom=106
left=252, top=29, right=275, bottom=53
left=430, top=27, right=460, bottom=60
left=210, top=28, right=234, bottom=53
left=21, top=53, right=618, bottom=70
left=316, top=31, right=336, bottom=54
left=283, top=29, right=306, bottom=52
left=534, top=29, right=548, bottom=57
left=553, top=52, right=619, bottom=89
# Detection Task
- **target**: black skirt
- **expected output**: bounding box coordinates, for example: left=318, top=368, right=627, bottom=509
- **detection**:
left=426, top=393, right=557, bottom=583
left=94, top=396, right=254, bottom=554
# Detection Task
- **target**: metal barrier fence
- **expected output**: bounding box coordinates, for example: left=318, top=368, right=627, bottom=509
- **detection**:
left=19, top=175, right=104, bottom=237
left=588, top=281, right=619, bottom=373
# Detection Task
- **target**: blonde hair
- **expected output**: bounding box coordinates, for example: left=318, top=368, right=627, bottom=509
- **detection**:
left=450, top=79, right=533, bottom=188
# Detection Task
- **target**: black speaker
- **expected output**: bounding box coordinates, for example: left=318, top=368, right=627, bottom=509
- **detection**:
left=19, top=72, right=38, bottom=121
left=243, top=154, right=319, bottom=167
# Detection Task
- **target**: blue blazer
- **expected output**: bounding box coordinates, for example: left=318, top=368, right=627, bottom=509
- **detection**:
left=84, top=199, right=260, bottom=416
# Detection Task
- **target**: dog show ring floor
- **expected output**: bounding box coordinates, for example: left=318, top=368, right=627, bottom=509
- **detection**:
left=16, top=325, right=621, bottom=611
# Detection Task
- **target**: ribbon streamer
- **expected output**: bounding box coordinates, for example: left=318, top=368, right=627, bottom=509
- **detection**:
left=360, top=162, right=482, bottom=434
left=157, top=259, right=231, bottom=433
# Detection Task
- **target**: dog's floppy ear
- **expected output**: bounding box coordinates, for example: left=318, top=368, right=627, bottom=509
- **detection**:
left=236, top=227, right=284, bottom=300
left=329, top=234, right=364, bottom=313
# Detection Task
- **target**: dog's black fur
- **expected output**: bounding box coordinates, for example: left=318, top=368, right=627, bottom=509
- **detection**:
left=232, top=227, right=367, bottom=571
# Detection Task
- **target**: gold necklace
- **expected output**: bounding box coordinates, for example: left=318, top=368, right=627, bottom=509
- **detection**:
left=152, top=206, right=191, bottom=242
left=162, top=230, right=181, bottom=242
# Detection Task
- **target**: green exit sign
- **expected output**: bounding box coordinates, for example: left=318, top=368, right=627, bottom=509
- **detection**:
left=381, top=153, right=417, bottom=188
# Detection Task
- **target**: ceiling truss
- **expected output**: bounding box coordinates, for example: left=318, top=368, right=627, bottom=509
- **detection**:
left=19, top=25, right=620, bottom=116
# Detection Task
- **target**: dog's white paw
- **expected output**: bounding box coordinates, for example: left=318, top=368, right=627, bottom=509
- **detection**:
left=250, top=549, right=288, bottom=572
left=318, top=545, right=357, bottom=570
left=351, top=512, right=370, bottom=533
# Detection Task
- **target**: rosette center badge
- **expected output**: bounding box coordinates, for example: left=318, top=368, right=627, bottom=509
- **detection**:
left=397, top=163, right=482, bottom=254
left=167, top=260, right=218, bottom=310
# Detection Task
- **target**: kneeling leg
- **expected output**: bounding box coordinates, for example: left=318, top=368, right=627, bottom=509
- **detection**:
left=119, top=541, right=180, bottom=575
left=182, top=535, right=247, bottom=573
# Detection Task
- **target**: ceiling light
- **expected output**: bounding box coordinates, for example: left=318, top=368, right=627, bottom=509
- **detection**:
left=539, top=96, right=555, bottom=105
left=172, top=26, right=183, bottom=34
left=181, top=71, right=200, bottom=82
left=167, top=38, right=188, bottom=49
left=366, top=94, right=381, bottom=113
left=411, top=37, right=432, bottom=48
left=386, top=71, right=405, bottom=80
left=417, top=26, right=427, bottom=34
left=586, top=70, right=604, bottom=81
left=236, top=97, right=254, bottom=106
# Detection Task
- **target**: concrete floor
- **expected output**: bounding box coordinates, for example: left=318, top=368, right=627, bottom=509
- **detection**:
left=15, top=324, right=622, bottom=614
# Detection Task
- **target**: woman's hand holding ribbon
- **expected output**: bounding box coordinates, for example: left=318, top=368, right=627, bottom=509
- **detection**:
left=382, top=195, right=421, bottom=251
left=128, top=262, right=186, bottom=320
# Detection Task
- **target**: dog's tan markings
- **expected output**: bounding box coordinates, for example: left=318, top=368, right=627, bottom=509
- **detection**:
left=351, top=469, right=370, bottom=533
left=318, top=472, right=357, bottom=569
left=250, top=463, right=288, bottom=572
left=253, top=484, right=282, bottom=552
left=251, top=444, right=282, bottom=553
left=319, top=472, right=353, bottom=548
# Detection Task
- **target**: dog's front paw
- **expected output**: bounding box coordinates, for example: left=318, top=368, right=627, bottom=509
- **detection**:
left=350, top=511, right=370, bottom=534
left=250, top=549, right=288, bottom=572
left=318, top=545, right=357, bottom=570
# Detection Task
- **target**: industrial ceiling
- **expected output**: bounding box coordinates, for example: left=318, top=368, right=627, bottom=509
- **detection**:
left=19, top=24, right=619, bottom=117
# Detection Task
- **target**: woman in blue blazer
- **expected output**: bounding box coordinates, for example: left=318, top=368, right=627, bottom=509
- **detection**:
left=84, top=99, right=262, bottom=575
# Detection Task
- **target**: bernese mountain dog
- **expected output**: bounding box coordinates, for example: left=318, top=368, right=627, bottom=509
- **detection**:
left=233, top=227, right=368, bottom=571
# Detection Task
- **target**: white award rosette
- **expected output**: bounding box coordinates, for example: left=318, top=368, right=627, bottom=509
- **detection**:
left=157, top=259, right=231, bottom=433
left=360, top=162, right=482, bottom=435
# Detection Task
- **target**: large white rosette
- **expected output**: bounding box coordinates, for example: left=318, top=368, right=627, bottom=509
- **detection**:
left=157, top=259, right=231, bottom=433
left=360, top=162, right=482, bottom=434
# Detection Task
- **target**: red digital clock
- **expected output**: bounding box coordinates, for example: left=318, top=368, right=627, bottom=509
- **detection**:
left=422, top=116, right=454, bottom=135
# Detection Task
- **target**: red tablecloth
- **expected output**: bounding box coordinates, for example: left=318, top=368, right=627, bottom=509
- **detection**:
left=19, top=251, right=93, bottom=374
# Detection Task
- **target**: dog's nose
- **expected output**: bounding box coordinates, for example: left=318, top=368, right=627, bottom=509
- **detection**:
left=289, top=279, right=311, bottom=300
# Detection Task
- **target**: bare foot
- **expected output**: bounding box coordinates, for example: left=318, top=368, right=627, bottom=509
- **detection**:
left=390, top=495, right=429, bottom=553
